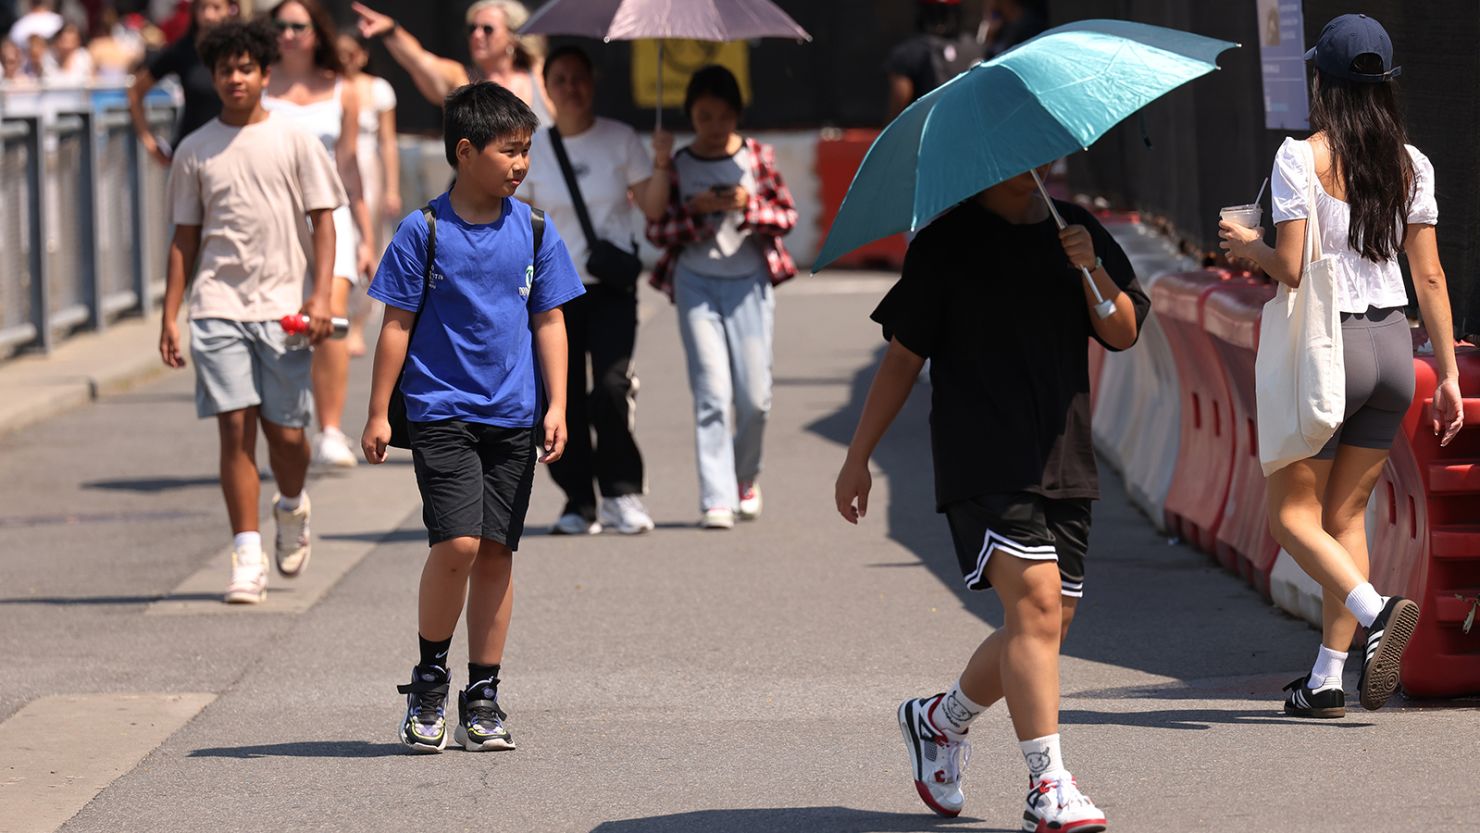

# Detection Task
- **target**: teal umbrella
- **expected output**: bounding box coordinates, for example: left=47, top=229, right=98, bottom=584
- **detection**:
left=814, top=19, right=1238, bottom=316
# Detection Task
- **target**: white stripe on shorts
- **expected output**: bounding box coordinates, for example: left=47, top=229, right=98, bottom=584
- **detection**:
left=964, top=529, right=1057, bottom=589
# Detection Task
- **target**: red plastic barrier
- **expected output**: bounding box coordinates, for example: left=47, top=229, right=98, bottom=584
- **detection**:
left=1202, top=281, right=1280, bottom=594
left=1153, top=270, right=1242, bottom=553
left=816, top=129, right=907, bottom=269
left=1368, top=342, right=1480, bottom=698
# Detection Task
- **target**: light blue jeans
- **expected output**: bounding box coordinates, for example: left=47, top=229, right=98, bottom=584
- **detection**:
left=674, top=263, right=775, bottom=514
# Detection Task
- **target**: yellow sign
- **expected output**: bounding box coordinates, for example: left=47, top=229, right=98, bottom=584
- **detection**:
left=631, top=39, right=751, bottom=108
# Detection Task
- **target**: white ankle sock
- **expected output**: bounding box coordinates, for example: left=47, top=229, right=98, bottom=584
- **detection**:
left=928, top=681, right=985, bottom=739
left=1307, top=645, right=1348, bottom=690
left=1344, top=583, right=1385, bottom=628
left=233, top=531, right=263, bottom=555
left=1019, top=733, right=1065, bottom=783
left=278, top=492, right=304, bottom=511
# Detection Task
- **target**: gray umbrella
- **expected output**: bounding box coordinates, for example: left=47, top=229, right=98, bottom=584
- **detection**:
left=521, top=0, right=811, bottom=126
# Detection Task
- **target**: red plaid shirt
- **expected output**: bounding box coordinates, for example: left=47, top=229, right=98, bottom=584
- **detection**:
left=645, top=137, right=799, bottom=299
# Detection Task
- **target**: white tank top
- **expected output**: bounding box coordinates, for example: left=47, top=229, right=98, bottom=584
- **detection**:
left=263, top=79, right=344, bottom=160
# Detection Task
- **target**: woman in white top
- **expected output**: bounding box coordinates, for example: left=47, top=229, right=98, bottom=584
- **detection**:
left=1221, top=14, right=1464, bottom=717
left=517, top=45, right=669, bottom=536
left=349, top=0, right=553, bottom=124
left=265, top=0, right=373, bottom=469
left=336, top=32, right=400, bottom=357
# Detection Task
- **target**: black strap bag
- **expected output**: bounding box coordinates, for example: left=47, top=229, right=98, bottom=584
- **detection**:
left=387, top=204, right=545, bottom=448
left=548, top=126, right=643, bottom=290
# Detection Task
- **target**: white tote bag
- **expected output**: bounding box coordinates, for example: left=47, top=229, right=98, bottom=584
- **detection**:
left=1255, top=140, right=1345, bottom=476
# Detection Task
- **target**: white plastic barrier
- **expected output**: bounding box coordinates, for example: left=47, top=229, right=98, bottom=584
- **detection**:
left=1093, top=221, right=1194, bottom=531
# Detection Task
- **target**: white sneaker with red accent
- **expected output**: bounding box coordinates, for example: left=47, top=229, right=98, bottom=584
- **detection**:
left=1022, top=772, right=1107, bottom=833
left=737, top=482, right=763, bottom=520
left=897, top=695, right=969, bottom=817
left=224, top=547, right=267, bottom=604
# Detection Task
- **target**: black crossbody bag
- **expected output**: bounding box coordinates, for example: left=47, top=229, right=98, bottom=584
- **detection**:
left=548, top=126, right=643, bottom=290
left=387, top=204, right=545, bottom=448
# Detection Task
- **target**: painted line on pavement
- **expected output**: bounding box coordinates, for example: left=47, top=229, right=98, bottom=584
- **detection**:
left=0, top=692, right=215, bottom=833
left=784, top=276, right=897, bottom=295
left=146, top=452, right=424, bottom=616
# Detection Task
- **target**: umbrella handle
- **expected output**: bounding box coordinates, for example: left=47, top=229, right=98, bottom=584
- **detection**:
left=655, top=40, right=663, bottom=131
left=1031, top=169, right=1116, bottom=321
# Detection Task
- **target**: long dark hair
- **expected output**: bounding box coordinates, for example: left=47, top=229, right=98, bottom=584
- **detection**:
left=269, top=0, right=343, bottom=74
left=1308, top=54, right=1413, bottom=263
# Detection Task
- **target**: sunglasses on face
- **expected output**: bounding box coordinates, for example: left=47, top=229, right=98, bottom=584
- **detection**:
left=274, top=20, right=311, bottom=33
left=468, top=24, right=497, bottom=37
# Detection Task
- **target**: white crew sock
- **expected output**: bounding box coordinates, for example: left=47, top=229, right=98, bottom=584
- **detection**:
left=928, top=680, right=986, bottom=740
left=1307, top=645, right=1348, bottom=690
left=233, top=531, right=263, bottom=556
left=1019, top=733, right=1066, bottom=783
left=1344, top=583, right=1386, bottom=628
left=278, top=492, right=304, bottom=511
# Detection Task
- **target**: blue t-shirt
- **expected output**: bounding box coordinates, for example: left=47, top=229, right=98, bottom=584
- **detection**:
left=369, top=194, right=584, bottom=427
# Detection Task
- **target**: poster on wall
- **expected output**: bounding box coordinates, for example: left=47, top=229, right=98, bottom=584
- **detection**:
left=631, top=39, right=752, bottom=108
left=1258, top=0, right=1311, bottom=130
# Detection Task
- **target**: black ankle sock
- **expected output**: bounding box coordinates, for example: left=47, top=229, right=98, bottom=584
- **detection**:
left=417, top=635, right=452, bottom=675
left=467, top=663, right=500, bottom=692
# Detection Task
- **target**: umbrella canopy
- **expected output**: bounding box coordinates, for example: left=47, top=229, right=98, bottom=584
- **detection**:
left=814, top=20, right=1237, bottom=272
left=521, top=0, right=811, bottom=42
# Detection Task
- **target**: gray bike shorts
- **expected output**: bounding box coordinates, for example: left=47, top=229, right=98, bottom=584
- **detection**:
left=1314, top=306, right=1415, bottom=459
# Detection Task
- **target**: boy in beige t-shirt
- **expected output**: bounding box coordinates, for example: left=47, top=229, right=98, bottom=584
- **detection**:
left=159, top=19, right=346, bottom=605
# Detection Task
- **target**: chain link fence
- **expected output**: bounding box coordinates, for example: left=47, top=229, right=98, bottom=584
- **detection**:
left=0, top=88, right=177, bottom=357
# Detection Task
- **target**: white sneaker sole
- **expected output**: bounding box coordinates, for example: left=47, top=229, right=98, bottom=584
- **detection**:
left=224, top=587, right=265, bottom=604
left=398, top=726, right=447, bottom=754
left=454, top=724, right=515, bottom=751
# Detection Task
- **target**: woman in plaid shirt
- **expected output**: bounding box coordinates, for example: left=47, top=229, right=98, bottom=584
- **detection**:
left=647, top=65, right=798, bottom=530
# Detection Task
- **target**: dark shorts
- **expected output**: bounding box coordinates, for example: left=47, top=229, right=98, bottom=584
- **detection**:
left=944, top=493, right=1091, bottom=598
left=409, top=420, right=539, bottom=549
left=1313, top=306, right=1415, bottom=459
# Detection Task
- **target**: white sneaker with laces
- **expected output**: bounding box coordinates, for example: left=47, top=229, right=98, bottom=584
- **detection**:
left=224, top=547, right=267, bottom=604
left=700, top=507, right=735, bottom=529
left=738, top=482, right=763, bottom=520
left=273, top=492, right=311, bottom=576
left=1021, top=772, right=1107, bottom=833
left=551, top=512, right=601, bottom=535
left=599, top=494, right=655, bottom=534
left=314, top=427, right=358, bottom=469
left=897, top=695, right=969, bottom=817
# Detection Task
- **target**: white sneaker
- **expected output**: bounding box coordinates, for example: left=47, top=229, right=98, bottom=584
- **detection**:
left=314, top=427, right=358, bottom=469
left=738, top=482, right=763, bottom=520
left=1022, top=772, right=1107, bottom=833
left=898, top=695, right=969, bottom=817
left=224, top=547, right=267, bottom=604
left=599, top=495, right=655, bottom=535
left=273, top=492, right=311, bottom=576
left=700, top=507, right=735, bottom=529
left=551, top=512, right=601, bottom=535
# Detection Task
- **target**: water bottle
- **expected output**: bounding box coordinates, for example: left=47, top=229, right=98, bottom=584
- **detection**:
left=281, top=314, right=349, bottom=349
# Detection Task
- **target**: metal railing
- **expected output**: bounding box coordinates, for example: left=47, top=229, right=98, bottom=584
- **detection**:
left=0, top=87, right=177, bottom=356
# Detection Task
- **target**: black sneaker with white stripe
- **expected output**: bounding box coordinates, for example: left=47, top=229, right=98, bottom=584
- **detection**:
left=396, top=665, right=450, bottom=753
left=1282, top=676, right=1345, bottom=718
left=455, top=681, right=515, bottom=751
left=1357, top=596, right=1420, bottom=710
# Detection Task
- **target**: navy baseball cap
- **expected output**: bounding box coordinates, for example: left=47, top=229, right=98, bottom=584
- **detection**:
left=1305, top=14, right=1402, bottom=82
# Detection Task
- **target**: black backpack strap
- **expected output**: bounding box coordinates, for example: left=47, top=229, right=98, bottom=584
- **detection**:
left=405, top=204, right=436, bottom=337
left=531, top=207, right=545, bottom=269
left=547, top=128, right=597, bottom=250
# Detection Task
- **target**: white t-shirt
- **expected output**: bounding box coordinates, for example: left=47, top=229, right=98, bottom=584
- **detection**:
left=673, top=143, right=767, bottom=278
left=1271, top=136, right=1438, bottom=314
left=520, top=117, right=652, bottom=285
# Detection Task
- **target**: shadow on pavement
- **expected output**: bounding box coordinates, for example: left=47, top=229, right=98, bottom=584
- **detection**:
left=1060, top=707, right=1375, bottom=730
left=188, top=741, right=406, bottom=759
left=805, top=346, right=1314, bottom=690
left=321, top=528, right=427, bottom=544
left=83, top=475, right=259, bottom=493
left=589, top=807, right=1008, bottom=833
left=0, top=592, right=221, bottom=606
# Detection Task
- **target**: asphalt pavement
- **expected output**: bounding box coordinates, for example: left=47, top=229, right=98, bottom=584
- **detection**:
left=0, top=273, right=1475, bottom=833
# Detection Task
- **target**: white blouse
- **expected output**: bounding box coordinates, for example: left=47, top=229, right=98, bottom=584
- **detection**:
left=1270, top=136, right=1438, bottom=314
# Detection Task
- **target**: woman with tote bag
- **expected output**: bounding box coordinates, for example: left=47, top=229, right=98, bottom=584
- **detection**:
left=1220, top=14, right=1464, bottom=718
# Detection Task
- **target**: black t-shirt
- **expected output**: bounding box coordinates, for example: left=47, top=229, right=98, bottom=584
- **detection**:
left=885, top=33, right=981, bottom=104
left=146, top=35, right=221, bottom=145
left=870, top=200, right=1150, bottom=510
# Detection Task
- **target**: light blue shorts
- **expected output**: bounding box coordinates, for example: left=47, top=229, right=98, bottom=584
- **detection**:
left=189, top=318, right=313, bottom=427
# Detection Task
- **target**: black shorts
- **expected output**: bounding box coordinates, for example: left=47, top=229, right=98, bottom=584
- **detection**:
left=409, top=420, right=539, bottom=549
left=944, top=493, right=1091, bottom=598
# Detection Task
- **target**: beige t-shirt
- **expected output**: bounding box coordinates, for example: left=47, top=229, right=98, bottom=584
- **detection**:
left=168, top=114, right=347, bottom=321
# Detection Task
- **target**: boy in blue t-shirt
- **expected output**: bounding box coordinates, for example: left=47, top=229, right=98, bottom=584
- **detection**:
left=361, top=82, right=584, bottom=753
